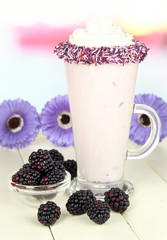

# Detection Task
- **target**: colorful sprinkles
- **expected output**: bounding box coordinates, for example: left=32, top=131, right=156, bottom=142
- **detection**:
left=54, top=41, right=149, bottom=66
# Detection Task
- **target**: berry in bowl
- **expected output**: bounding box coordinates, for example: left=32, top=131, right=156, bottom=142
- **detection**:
left=8, top=149, right=71, bottom=207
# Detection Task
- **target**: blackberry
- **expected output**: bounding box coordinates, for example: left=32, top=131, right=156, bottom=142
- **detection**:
left=63, top=159, right=77, bottom=180
left=104, top=187, right=130, bottom=213
left=37, top=201, right=61, bottom=226
left=28, top=149, right=55, bottom=173
left=87, top=200, right=110, bottom=224
left=54, top=160, right=66, bottom=172
left=48, top=149, right=64, bottom=163
left=66, top=190, right=96, bottom=215
left=12, top=163, right=41, bottom=185
left=40, top=168, right=66, bottom=185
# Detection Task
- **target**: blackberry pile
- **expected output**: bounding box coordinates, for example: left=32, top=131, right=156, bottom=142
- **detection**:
left=65, top=187, right=130, bottom=224
left=35, top=188, right=130, bottom=226
left=12, top=148, right=131, bottom=226
left=63, top=159, right=77, bottom=180
left=87, top=200, right=110, bottom=224
left=104, top=187, right=130, bottom=213
left=37, top=201, right=61, bottom=226
left=12, top=149, right=66, bottom=186
left=66, top=190, right=96, bottom=215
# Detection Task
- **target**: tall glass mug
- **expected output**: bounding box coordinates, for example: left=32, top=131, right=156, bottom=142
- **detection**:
left=54, top=17, right=161, bottom=197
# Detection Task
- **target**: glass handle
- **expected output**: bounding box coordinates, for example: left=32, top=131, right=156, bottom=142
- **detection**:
left=127, top=104, right=161, bottom=160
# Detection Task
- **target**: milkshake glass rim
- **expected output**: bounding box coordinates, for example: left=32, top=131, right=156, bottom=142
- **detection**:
left=54, top=40, right=149, bottom=66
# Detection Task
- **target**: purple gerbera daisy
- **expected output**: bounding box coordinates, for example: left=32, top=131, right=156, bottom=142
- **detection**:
left=41, top=95, right=74, bottom=147
left=129, top=93, right=167, bottom=145
left=0, top=99, right=41, bottom=149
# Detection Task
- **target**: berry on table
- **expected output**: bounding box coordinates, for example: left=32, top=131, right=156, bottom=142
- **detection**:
left=104, top=187, right=130, bottom=213
left=66, top=190, right=96, bottom=215
left=37, top=201, right=61, bottom=226
left=87, top=199, right=111, bottom=224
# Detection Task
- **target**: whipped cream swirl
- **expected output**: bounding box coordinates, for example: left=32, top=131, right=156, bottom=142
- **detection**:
left=69, top=16, right=134, bottom=48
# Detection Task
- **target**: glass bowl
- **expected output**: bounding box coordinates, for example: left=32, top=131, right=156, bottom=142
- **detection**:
left=8, top=171, right=71, bottom=207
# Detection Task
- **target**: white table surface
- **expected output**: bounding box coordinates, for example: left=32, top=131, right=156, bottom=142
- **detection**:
left=1, top=133, right=167, bottom=240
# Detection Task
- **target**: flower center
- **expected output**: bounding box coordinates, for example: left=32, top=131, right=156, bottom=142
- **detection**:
left=7, top=114, right=24, bottom=133
left=138, top=114, right=151, bottom=127
left=57, top=111, right=72, bottom=129
left=61, top=114, right=70, bottom=125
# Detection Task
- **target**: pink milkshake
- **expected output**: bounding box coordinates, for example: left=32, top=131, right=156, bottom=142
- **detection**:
left=54, top=16, right=160, bottom=195
left=66, top=62, right=138, bottom=183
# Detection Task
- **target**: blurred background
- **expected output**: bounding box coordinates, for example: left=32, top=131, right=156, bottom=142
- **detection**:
left=0, top=0, right=167, bottom=112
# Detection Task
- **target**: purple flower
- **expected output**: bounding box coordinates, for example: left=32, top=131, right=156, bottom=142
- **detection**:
left=41, top=95, right=74, bottom=147
left=129, top=94, right=167, bottom=145
left=0, top=99, right=40, bottom=149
